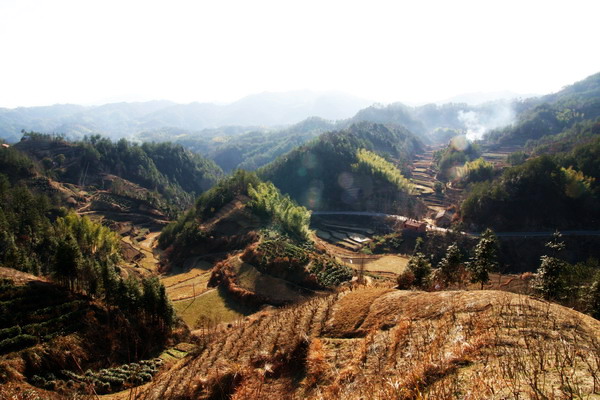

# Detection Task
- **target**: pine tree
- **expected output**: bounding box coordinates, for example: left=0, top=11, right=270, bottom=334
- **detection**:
left=438, top=242, right=462, bottom=288
left=532, top=231, right=566, bottom=300
left=467, top=228, right=499, bottom=289
left=53, top=233, right=82, bottom=291
left=407, top=252, right=432, bottom=289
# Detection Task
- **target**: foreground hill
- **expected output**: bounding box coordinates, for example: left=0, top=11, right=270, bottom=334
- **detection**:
left=139, top=288, right=600, bottom=399
left=0, top=267, right=175, bottom=399
left=259, top=122, right=426, bottom=216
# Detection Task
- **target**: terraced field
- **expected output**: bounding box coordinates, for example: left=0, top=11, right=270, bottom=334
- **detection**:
left=314, top=222, right=374, bottom=251
left=0, top=274, right=91, bottom=356
left=480, top=145, right=522, bottom=168
left=410, top=146, right=453, bottom=214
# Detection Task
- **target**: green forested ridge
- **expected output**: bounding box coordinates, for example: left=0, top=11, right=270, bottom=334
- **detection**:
left=461, top=141, right=600, bottom=230
left=527, top=118, right=600, bottom=156
left=0, top=143, right=176, bottom=338
left=457, top=74, right=600, bottom=230
left=148, top=117, right=338, bottom=172
left=15, top=133, right=223, bottom=212
left=248, top=181, right=312, bottom=240
left=353, top=148, right=413, bottom=193
left=433, top=137, right=481, bottom=182
left=352, top=101, right=516, bottom=144
left=158, top=171, right=346, bottom=290
left=487, top=72, right=600, bottom=145
left=159, top=170, right=312, bottom=250
left=0, top=142, right=39, bottom=181
left=259, top=122, right=424, bottom=215
left=461, top=157, right=495, bottom=184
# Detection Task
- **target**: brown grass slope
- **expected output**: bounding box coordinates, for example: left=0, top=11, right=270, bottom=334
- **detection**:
left=139, top=288, right=600, bottom=399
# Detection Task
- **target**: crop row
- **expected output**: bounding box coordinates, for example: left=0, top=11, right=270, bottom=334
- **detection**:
left=310, top=259, right=353, bottom=287
left=31, top=358, right=163, bottom=394
left=0, top=309, right=86, bottom=354
left=258, top=238, right=310, bottom=265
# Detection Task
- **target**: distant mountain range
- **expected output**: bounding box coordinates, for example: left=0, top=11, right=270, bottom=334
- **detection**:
left=0, top=91, right=372, bottom=142
left=3, top=73, right=599, bottom=151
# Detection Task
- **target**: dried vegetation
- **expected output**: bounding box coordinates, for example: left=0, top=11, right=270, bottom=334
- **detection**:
left=140, top=288, right=600, bottom=399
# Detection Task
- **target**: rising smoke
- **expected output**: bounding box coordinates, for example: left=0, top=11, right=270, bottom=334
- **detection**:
left=458, top=101, right=515, bottom=141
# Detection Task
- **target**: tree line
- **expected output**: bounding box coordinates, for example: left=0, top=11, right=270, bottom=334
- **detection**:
left=0, top=174, right=174, bottom=330
left=398, top=229, right=600, bottom=318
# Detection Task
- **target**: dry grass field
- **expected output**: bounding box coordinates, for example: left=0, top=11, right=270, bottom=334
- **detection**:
left=139, top=287, right=600, bottom=399
left=171, top=287, right=256, bottom=329
left=363, top=255, right=409, bottom=274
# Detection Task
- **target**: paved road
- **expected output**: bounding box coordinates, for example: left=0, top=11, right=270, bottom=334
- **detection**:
left=312, top=211, right=600, bottom=238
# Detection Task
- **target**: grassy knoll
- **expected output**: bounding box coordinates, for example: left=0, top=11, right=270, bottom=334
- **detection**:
left=171, top=287, right=256, bottom=329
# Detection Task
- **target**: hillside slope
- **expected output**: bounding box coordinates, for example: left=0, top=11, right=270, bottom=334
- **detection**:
left=487, top=72, right=600, bottom=145
left=259, top=122, right=426, bottom=216
left=139, top=288, right=600, bottom=399
left=158, top=171, right=352, bottom=319
left=13, top=133, right=223, bottom=213
left=0, top=268, right=174, bottom=398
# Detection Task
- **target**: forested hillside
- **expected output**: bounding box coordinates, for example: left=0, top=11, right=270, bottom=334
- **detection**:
left=158, top=170, right=352, bottom=308
left=352, top=100, right=516, bottom=143
left=487, top=72, right=600, bottom=145
left=0, top=147, right=177, bottom=397
left=259, top=122, right=425, bottom=216
left=461, top=138, right=600, bottom=231
left=162, top=117, right=338, bottom=172
left=14, top=133, right=223, bottom=212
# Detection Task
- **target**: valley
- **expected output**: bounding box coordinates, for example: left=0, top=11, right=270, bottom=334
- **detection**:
left=1, top=71, right=600, bottom=399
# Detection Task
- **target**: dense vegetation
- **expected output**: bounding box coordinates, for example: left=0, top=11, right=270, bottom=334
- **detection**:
left=259, top=122, right=424, bottom=215
left=527, top=118, right=600, bottom=156
left=170, top=117, right=337, bottom=172
left=487, top=72, right=600, bottom=145
left=432, top=137, right=481, bottom=182
left=248, top=181, right=312, bottom=240
left=159, top=170, right=312, bottom=250
left=15, top=132, right=223, bottom=213
left=460, top=157, right=495, bottom=184
left=0, top=164, right=174, bottom=333
left=461, top=146, right=600, bottom=231
left=352, top=100, right=516, bottom=144
left=353, top=148, right=413, bottom=193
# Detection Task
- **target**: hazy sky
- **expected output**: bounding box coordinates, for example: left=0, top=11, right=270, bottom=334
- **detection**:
left=1, top=0, right=599, bottom=108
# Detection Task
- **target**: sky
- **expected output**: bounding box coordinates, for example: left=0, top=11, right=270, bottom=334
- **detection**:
left=0, top=0, right=599, bottom=108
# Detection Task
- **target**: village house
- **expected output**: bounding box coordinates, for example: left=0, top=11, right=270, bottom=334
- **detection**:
left=434, top=209, right=454, bottom=228
left=402, top=219, right=427, bottom=234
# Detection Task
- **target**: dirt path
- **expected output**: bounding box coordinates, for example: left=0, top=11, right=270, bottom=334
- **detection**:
left=171, top=288, right=217, bottom=303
